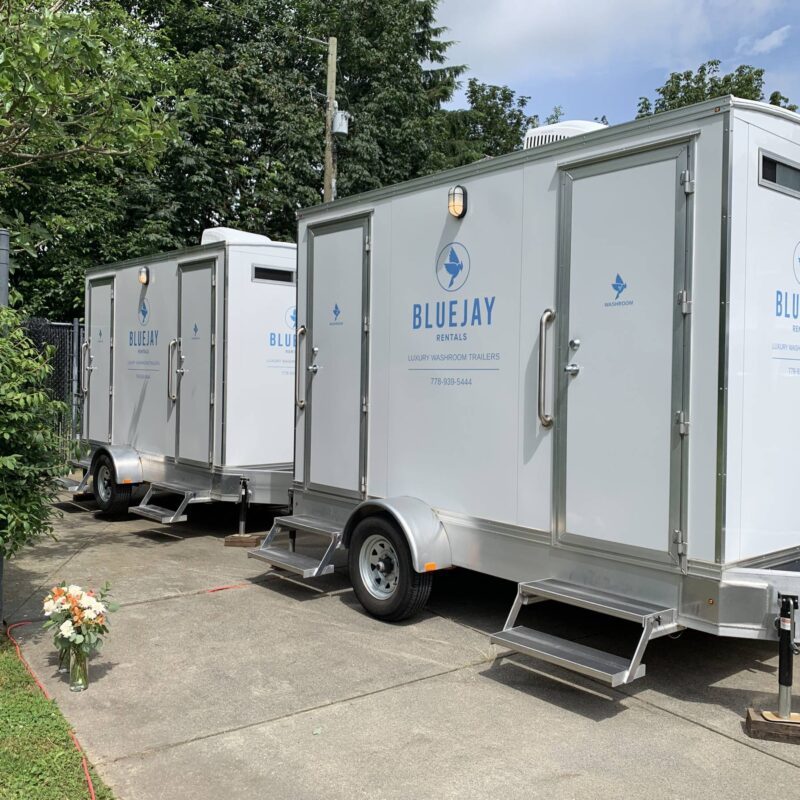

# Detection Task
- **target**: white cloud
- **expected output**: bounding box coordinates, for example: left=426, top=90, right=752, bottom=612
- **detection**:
left=737, top=24, right=791, bottom=55
left=436, top=0, right=788, bottom=83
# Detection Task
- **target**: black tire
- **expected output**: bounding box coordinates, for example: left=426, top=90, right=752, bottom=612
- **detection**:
left=348, top=516, right=433, bottom=621
left=92, top=454, right=132, bottom=515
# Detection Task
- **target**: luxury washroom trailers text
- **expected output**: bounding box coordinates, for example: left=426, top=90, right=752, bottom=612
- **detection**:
left=250, top=97, right=800, bottom=686
left=78, top=228, right=296, bottom=522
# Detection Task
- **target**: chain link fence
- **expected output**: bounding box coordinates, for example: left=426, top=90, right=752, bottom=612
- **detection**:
left=22, top=318, right=84, bottom=459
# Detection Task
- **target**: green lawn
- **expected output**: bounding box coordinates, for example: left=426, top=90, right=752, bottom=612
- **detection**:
left=0, top=637, right=114, bottom=800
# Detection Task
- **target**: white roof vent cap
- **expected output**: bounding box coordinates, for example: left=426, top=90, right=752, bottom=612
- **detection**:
left=200, top=226, right=272, bottom=245
left=523, top=119, right=607, bottom=150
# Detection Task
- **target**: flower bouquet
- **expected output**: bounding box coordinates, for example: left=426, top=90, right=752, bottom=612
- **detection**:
left=43, top=583, right=117, bottom=691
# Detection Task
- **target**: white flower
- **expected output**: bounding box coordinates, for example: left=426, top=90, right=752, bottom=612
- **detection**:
left=83, top=608, right=97, bottom=621
left=79, top=594, right=93, bottom=610
left=43, top=599, right=57, bottom=617
left=59, top=620, right=75, bottom=640
left=67, top=584, right=82, bottom=596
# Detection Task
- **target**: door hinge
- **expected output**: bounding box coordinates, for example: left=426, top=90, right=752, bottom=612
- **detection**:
left=360, top=476, right=367, bottom=493
left=364, top=234, right=371, bottom=253
left=211, top=333, right=216, bottom=347
left=680, top=169, right=695, bottom=194
left=673, top=528, right=688, bottom=572
left=677, top=289, right=692, bottom=315
left=210, top=391, right=215, bottom=405
left=108, top=385, right=113, bottom=396
left=362, top=396, right=369, bottom=413
left=211, top=272, right=216, bottom=287
left=675, top=410, right=690, bottom=436
left=363, top=315, right=370, bottom=333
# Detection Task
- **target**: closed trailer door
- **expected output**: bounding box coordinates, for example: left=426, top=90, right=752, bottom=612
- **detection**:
left=176, top=260, right=215, bottom=464
left=305, top=217, right=369, bottom=496
left=84, top=278, right=114, bottom=443
left=554, top=143, right=691, bottom=564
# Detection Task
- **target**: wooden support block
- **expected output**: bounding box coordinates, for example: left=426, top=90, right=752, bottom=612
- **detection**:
left=745, top=707, right=800, bottom=743
left=224, top=534, right=264, bottom=548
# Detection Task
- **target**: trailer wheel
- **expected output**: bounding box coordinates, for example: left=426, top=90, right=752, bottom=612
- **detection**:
left=348, top=517, right=433, bottom=621
left=92, top=454, right=132, bottom=515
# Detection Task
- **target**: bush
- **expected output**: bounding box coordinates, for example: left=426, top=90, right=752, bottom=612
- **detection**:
left=0, top=304, right=66, bottom=563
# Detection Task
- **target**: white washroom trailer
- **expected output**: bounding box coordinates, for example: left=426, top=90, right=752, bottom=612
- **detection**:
left=249, top=97, right=800, bottom=687
left=76, top=227, right=296, bottom=523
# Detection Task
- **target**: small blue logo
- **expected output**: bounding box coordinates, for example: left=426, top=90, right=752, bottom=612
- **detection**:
left=98, top=329, right=103, bottom=341
left=138, top=298, right=150, bottom=326
left=611, top=274, right=627, bottom=300
left=333, top=303, right=341, bottom=321
left=285, top=306, right=297, bottom=329
left=192, top=322, right=199, bottom=337
left=436, top=242, right=470, bottom=292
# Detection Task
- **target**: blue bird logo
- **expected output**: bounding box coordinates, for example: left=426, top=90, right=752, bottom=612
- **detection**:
left=193, top=322, right=199, bottom=337
left=138, top=298, right=150, bottom=325
left=444, top=247, right=463, bottom=288
left=611, top=274, right=627, bottom=300
left=333, top=303, right=341, bottom=320
left=435, top=242, right=470, bottom=292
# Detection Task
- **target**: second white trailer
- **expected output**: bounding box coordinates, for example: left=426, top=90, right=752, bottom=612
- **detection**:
left=77, top=228, right=296, bottom=523
left=250, top=97, right=800, bottom=687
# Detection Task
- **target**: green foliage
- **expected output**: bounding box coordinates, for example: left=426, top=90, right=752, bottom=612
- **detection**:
left=637, top=59, right=797, bottom=116
left=0, top=305, right=67, bottom=559
left=0, top=638, right=115, bottom=799
left=0, top=0, right=184, bottom=313
left=427, top=79, right=538, bottom=170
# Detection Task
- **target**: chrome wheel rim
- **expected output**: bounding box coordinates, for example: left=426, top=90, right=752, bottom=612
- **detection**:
left=359, top=534, right=400, bottom=600
left=95, top=464, right=112, bottom=504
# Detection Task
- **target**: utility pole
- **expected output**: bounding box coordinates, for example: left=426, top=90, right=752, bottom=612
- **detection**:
left=323, top=36, right=338, bottom=203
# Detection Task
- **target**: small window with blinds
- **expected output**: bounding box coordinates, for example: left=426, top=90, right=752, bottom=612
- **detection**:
left=251, top=265, right=294, bottom=283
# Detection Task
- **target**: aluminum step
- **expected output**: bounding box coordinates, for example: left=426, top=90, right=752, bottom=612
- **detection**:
left=519, top=579, right=674, bottom=624
left=491, top=626, right=645, bottom=688
left=247, top=515, right=342, bottom=578
left=130, top=504, right=188, bottom=524
left=248, top=546, right=335, bottom=578
left=148, top=482, right=212, bottom=502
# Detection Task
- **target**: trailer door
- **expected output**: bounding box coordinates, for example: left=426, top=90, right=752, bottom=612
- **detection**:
left=555, top=143, right=690, bottom=565
left=176, top=259, right=215, bottom=465
left=84, top=277, right=114, bottom=444
left=305, top=217, right=370, bottom=497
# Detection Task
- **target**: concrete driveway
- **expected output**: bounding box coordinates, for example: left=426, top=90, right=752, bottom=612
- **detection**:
left=6, top=495, right=800, bottom=799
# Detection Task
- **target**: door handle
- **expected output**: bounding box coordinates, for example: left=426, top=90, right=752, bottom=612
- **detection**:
left=564, top=363, right=581, bottom=376
left=80, top=341, right=91, bottom=394
left=295, top=325, right=307, bottom=409
left=308, top=364, right=319, bottom=374
left=167, top=339, right=178, bottom=401
left=538, top=308, right=555, bottom=428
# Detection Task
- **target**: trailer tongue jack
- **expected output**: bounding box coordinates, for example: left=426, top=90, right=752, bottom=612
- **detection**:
left=745, top=595, right=800, bottom=742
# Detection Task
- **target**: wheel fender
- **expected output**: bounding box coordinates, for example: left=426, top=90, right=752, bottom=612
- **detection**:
left=343, top=496, right=452, bottom=573
left=91, top=446, right=143, bottom=485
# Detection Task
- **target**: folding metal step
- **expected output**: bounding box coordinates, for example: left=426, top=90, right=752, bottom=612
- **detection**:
left=490, top=578, right=681, bottom=686
left=130, top=482, right=211, bottom=525
left=248, top=515, right=342, bottom=578
left=58, top=456, right=93, bottom=496
left=491, top=627, right=645, bottom=687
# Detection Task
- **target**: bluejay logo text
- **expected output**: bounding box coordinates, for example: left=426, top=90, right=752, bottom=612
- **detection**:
left=412, top=241, right=496, bottom=338
left=270, top=306, right=297, bottom=348
left=130, top=297, right=159, bottom=347
left=604, top=274, right=633, bottom=307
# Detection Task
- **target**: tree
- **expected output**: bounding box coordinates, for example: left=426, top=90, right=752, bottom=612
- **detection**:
left=637, top=59, right=797, bottom=117
left=427, top=79, right=541, bottom=170
left=0, top=0, right=183, bottom=313
left=0, top=304, right=67, bottom=625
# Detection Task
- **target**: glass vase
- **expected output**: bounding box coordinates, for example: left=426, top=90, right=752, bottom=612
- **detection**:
left=57, top=647, right=71, bottom=674
left=69, top=648, right=89, bottom=692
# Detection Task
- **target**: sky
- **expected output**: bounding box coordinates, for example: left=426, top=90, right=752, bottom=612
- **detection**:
left=435, top=0, right=800, bottom=125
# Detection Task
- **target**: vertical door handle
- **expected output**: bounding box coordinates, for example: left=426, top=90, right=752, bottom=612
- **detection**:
left=295, top=325, right=307, bottom=408
left=167, top=339, right=178, bottom=401
left=80, top=341, right=91, bottom=394
left=538, top=309, right=555, bottom=428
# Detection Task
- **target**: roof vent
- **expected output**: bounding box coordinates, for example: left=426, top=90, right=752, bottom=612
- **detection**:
left=200, top=226, right=272, bottom=245
left=523, top=120, right=607, bottom=150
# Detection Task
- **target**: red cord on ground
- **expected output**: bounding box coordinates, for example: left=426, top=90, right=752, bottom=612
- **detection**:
left=205, top=583, right=250, bottom=593
left=5, top=622, right=97, bottom=800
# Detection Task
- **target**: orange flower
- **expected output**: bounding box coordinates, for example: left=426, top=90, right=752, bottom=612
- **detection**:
left=53, top=587, right=65, bottom=599
left=96, top=615, right=105, bottom=626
